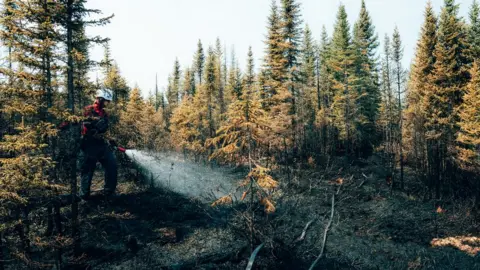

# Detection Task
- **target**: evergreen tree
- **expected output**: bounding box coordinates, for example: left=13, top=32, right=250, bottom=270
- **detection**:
left=182, top=67, right=196, bottom=97
left=104, top=63, right=130, bottom=105
left=203, top=47, right=219, bottom=141
left=457, top=62, right=480, bottom=208
left=392, top=26, right=406, bottom=188
left=100, top=42, right=113, bottom=75
left=215, top=38, right=226, bottom=114
left=468, top=0, right=480, bottom=61
left=104, top=63, right=130, bottom=130
left=378, top=34, right=397, bottom=185
left=315, top=26, right=334, bottom=155
left=194, top=39, right=205, bottom=85
left=353, top=0, right=380, bottom=156
left=280, top=0, right=303, bottom=75
left=329, top=4, right=358, bottom=158
left=207, top=47, right=275, bottom=215
left=457, top=61, right=480, bottom=171
left=405, top=1, right=437, bottom=189
left=299, top=24, right=316, bottom=119
left=299, top=24, right=317, bottom=155
left=167, top=58, right=181, bottom=108
left=227, top=47, right=243, bottom=100
left=280, top=0, right=303, bottom=154
left=120, top=87, right=145, bottom=148
left=243, top=46, right=256, bottom=98
left=73, top=26, right=95, bottom=110
left=155, top=73, right=160, bottom=111
left=426, top=0, right=469, bottom=197
left=262, top=0, right=287, bottom=110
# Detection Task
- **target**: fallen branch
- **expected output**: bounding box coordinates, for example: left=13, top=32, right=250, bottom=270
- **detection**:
left=293, top=219, right=315, bottom=244
left=358, top=173, right=369, bottom=188
left=246, top=243, right=264, bottom=270
left=309, top=193, right=336, bottom=270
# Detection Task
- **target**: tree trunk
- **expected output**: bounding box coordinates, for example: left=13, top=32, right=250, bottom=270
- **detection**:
left=397, top=73, right=404, bottom=190
left=46, top=206, right=54, bottom=237
left=0, top=231, right=4, bottom=270
left=54, top=203, right=63, bottom=269
left=15, top=209, right=30, bottom=258
left=66, top=0, right=80, bottom=256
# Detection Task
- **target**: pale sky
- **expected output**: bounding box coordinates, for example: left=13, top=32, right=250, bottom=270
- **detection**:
left=86, top=0, right=473, bottom=97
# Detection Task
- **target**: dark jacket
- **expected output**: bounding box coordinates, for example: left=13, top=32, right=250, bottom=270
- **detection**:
left=81, top=102, right=109, bottom=153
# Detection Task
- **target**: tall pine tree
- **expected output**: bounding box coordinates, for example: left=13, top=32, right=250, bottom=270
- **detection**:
left=353, top=0, right=380, bottom=157
left=392, top=26, right=406, bottom=188
left=426, top=0, right=469, bottom=197
left=468, top=0, right=480, bottom=61
left=405, top=1, right=437, bottom=190
left=329, top=4, right=358, bottom=158
left=194, top=39, right=205, bottom=85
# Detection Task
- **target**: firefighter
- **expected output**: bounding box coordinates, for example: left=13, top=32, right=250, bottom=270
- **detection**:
left=79, top=89, right=117, bottom=200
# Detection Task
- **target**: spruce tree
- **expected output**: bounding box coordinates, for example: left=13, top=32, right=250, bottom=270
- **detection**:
left=392, top=26, right=406, bottom=188
left=227, top=47, right=243, bottom=100
left=280, top=0, right=303, bottom=75
left=298, top=24, right=317, bottom=155
left=456, top=62, right=480, bottom=210
left=203, top=47, right=219, bottom=142
left=468, top=0, right=480, bottom=61
left=280, top=0, right=303, bottom=154
left=104, top=63, right=130, bottom=103
left=215, top=38, right=226, bottom=114
left=167, top=58, right=181, bottom=108
left=243, top=46, right=255, bottom=98
left=315, top=26, right=334, bottom=155
left=426, top=0, right=469, bottom=197
left=182, top=67, right=196, bottom=97
left=405, top=1, right=437, bottom=189
left=262, top=0, right=287, bottom=110
left=457, top=61, right=480, bottom=171
left=101, top=42, right=113, bottom=75
left=329, top=4, right=358, bottom=158
left=194, top=39, right=205, bottom=85
left=379, top=34, right=397, bottom=186
left=353, top=0, right=380, bottom=156
left=155, top=73, right=160, bottom=111
left=300, top=24, right=316, bottom=120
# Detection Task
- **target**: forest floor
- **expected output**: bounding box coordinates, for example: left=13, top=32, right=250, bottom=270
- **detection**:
left=74, top=156, right=479, bottom=270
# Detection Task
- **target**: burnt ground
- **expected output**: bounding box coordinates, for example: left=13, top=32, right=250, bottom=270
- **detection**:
left=71, top=159, right=479, bottom=270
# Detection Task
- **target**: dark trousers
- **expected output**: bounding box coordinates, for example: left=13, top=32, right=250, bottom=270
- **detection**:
left=79, top=143, right=117, bottom=197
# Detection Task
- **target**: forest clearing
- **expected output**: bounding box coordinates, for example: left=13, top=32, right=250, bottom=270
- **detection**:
left=0, top=0, right=479, bottom=269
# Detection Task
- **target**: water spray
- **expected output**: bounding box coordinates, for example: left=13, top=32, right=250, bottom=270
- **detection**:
left=122, top=150, right=242, bottom=203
